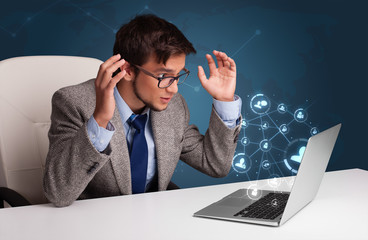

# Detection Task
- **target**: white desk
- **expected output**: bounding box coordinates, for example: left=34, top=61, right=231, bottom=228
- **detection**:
left=0, top=169, right=367, bottom=240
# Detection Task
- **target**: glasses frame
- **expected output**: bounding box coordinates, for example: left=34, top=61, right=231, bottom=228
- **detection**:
left=131, top=64, right=190, bottom=89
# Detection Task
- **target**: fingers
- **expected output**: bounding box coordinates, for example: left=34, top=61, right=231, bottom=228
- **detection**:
left=228, top=56, right=236, bottom=72
left=213, top=50, right=224, bottom=68
left=99, top=57, right=126, bottom=89
left=206, top=50, right=234, bottom=74
left=96, top=54, right=121, bottom=85
left=104, top=54, right=122, bottom=68
left=213, top=50, right=233, bottom=70
left=205, top=54, right=217, bottom=77
left=107, top=69, right=126, bottom=90
left=197, top=65, right=208, bottom=87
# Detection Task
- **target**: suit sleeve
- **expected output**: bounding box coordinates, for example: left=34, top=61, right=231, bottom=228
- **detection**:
left=43, top=89, right=111, bottom=207
left=179, top=95, right=242, bottom=178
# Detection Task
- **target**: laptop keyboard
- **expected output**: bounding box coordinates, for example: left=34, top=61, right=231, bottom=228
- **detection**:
left=234, top=192, right=290, bottom=220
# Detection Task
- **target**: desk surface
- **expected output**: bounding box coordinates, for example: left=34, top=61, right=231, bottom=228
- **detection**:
left=0, top=169, right=367, bottom=240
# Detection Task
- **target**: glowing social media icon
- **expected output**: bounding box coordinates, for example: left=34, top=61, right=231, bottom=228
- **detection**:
left=310, top=127, right=319, bottom=136
left=235, top=158, right=246, bottom=169
left=268, top=174, right=281, bottom=188
left=279, top=124, right=289, bottom=134
left=294, top=108, right=308, bottom=122
left=262, top=122, right=269, bottom=130
left=260, top=139, right=271, bottom=152
left=247, top=184, right=262, bottom=200
left=277, top=103, right=287, bottom=114
left=271, top=199, right=278, bottom=207
left=251, top=188, right=258, bottom=196
left=232, top=153, right=251, bottom=173
left=250, top=94, right=271, bottom=114
left=241, top=137, right=250, bottom=146
left=241, top=119, right=248, bottom=129
left=290, top=146, right=306, bottom=163
left=254, top=100, right=268, bottom=109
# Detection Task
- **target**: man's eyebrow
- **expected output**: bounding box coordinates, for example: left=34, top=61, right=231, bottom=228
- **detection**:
left=155, top=66, right=185, bottom=73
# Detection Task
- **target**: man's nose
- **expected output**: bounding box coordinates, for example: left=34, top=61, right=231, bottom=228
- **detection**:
left=166, top=80, right=178, bottom=94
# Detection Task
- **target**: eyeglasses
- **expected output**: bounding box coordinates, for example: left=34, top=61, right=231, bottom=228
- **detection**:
left=131, top=64, right=190, bottom=89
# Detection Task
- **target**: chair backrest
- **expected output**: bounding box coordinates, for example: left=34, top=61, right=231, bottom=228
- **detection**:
left=0, top=56, right=103, bottom=204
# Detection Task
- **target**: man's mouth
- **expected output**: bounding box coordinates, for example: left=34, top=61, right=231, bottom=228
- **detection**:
left=160, top=97, right=172, bottom=104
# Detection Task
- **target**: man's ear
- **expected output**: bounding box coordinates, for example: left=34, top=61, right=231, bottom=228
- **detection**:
left=121, top=63, right=135, bottom=81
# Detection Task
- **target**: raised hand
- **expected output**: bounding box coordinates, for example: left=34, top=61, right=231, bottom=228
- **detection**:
left=198, top=50, right=236, bottom=102
left=93, top=54, right=127, bottom=128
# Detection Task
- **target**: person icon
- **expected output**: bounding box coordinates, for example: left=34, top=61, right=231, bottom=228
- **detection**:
left=247, top=184, right=262, bottom=200
left=251, top=188, right=258, bottom=196
left=294, top=108, right=308, bottom=123
left=254, top=100, right=267, bottom=109
left=279, top=124, right=289, bottom=134
left=235, top=158, right=246, bottom=169
left=254, top=101, right=261, bottom=109
left=268, top=175, right=281, bottom=188
left=241, top=119, right=248, bottom=128
left=250, top=94, right=271, bottom=115
left=260, top=139, right=271, bottom=152
left=232, top=153, right=251, bottom=174
left=297, top=111, right=304, bottom=119
left=277, top=103, right=287, bottom=114
left=241, top=137, right=249, bottom=146
left=262, top=122, right=269, bottom=130
left=271, top=199, right=278, bottom=207
left=310, top=127, right=319, bottom=136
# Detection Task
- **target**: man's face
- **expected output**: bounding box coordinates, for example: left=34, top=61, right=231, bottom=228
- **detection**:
left=132, top=53, right=186, bottom=112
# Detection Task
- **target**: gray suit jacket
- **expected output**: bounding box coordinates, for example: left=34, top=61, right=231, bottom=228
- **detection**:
left=43, top=79, right=241, bottom=207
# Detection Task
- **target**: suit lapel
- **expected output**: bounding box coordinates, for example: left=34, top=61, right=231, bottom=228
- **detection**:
left=109, top=107, right=132, bottom=194
left=150, top=109, right=178, bottom=191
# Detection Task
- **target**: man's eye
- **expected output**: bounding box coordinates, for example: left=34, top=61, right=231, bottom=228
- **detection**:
left=158, top=73, right=166, bottom=78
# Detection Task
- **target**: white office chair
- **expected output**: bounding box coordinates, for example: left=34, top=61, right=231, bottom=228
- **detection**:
left=0, top=56, right=103, bottom=207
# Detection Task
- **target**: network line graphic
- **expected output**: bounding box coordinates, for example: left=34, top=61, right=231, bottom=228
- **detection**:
left=1, top=1, right=261, bottom=93
left=2, top=2, right=324, bottom=199
left=0, top=1, right=158, bottom=38
left=229, top=93, right=318, bottom=197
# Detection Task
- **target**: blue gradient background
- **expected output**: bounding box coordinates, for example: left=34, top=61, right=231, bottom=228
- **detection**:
left=1, top=0, right=367, bottom=188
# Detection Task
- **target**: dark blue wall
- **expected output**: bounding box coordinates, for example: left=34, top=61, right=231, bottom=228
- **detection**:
left=1, top=0, right=367, bottom=188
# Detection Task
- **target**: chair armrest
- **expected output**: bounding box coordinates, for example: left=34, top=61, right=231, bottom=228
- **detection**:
left=0, top=187, right=31, bottom=208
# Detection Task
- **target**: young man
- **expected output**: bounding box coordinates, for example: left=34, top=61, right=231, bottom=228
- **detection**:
left=43, top=14, right=242, bottom=207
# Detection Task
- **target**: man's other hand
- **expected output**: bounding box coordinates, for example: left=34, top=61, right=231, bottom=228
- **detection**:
left=198, top=50, right=237, bottom=102
left=93, top=54, right=127, bottom=128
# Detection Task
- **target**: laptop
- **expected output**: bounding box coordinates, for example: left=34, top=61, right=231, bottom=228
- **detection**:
left=193, top=123, right=341, bottom=227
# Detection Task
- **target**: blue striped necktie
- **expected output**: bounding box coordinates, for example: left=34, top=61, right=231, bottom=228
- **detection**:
left=129, top=114, right=148, bottom=194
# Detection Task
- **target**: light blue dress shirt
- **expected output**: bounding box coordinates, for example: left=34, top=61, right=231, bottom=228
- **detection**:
left=87, top=87, right=242, bottom=191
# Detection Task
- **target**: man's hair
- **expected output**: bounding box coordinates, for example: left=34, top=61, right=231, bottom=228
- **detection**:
left=113, top=14, right=196, bottom=68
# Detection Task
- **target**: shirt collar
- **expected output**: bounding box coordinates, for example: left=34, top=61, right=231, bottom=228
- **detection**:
left=113, top=87, right=150, bottom=125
